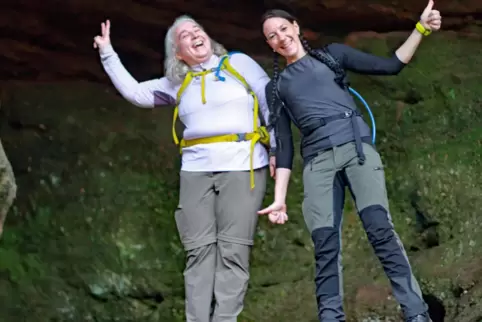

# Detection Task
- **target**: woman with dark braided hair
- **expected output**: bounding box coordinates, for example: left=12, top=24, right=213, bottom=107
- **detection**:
left=257, top=2, right=442, bottom=322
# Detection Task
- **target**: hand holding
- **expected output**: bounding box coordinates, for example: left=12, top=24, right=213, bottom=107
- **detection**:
left=258, top=201, right=288, bottom=224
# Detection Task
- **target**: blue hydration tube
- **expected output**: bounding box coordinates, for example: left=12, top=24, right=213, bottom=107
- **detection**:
left=349, top=87, right=376, bottom=144
left=214, top=51, right=242, bottom=82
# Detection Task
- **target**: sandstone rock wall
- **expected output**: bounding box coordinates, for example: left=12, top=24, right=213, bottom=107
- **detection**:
left=1, top=0, right=480, bottom=82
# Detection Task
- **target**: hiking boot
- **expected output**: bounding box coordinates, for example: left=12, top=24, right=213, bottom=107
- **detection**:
left=406, top=313, right=431, bottom=322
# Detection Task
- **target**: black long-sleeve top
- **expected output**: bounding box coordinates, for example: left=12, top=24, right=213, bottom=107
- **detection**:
left=266, top=43, right=406, bottom=169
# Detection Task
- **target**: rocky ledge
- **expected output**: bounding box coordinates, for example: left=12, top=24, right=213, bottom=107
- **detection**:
left=1, top=0, right=481, bottom=82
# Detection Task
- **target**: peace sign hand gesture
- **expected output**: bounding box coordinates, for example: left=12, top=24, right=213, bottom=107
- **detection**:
left=419, top=0, right=442, bottom=32
left=93, top=20, right=111, bottom=50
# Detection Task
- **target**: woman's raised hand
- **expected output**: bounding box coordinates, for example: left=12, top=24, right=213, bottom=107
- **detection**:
left=93, top=20, right=111, bottom=50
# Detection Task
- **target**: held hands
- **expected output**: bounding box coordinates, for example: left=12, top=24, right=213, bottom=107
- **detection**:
left=262, top=158, right=287, bottom=224
left=419, top=0, right=442, bottom=31
left=93, top=20, right=112, bottom=50
left=258, top=201, right=288, bottom=225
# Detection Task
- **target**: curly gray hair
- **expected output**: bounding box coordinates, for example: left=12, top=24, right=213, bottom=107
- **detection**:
left=164, top=15, right=228, bottom=84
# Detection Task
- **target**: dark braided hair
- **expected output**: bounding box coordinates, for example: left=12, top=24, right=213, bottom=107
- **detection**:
left=298, top=34, right=346, bottom=87
left=267, top=50, right=281, bottom=130
left=261, top=9, right=347, bottom=129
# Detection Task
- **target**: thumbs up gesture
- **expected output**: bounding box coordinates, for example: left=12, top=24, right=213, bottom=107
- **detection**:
left=419, top=0, right=442, bottom=31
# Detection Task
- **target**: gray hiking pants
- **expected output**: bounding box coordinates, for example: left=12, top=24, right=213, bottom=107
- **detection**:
left=174, top=167, right=267, bottom=322
left=302, top=142, right=428, bottom=321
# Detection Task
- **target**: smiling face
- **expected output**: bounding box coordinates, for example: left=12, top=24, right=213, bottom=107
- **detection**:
left=174, top=20, right=212, bottom=66
left=263, top=17, right=305, bottom=64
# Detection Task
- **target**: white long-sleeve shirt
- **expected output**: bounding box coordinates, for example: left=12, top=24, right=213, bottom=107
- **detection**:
left=99, top=44, right=276, bottom=172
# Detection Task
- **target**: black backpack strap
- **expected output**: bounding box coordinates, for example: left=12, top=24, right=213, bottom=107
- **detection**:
left=274, top=81, right=300, bottom=130
left=317, top=47, right=351, bottom=89
left=318, top=47, right=365, bottom=164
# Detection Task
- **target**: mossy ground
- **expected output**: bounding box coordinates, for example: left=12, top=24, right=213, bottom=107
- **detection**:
left=0, top=30, right=481, bottom=321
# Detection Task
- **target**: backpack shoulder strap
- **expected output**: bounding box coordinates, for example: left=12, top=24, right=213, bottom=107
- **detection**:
left=273, top=79, right=300, bottom=130
left=218, top=52, right=268, bottom=129
left=175, top=71, right=195, bottom=103
left=214, top=51, right=245, bottom=85
left=318, top=46, right=350, bottom=87
left=172, top=72, right=195, bottom=145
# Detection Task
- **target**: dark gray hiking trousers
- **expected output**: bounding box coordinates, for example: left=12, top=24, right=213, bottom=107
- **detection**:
left=302, top=142, right=428, bottom=321
left=174, top=167, right=267, bottom=322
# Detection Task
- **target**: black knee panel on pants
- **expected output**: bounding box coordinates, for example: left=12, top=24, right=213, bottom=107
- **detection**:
left=359, top=204, right=410, bottom=277
left=359, top=205, right=393, bottom=245
left=312, top=227, right=341, bottom=302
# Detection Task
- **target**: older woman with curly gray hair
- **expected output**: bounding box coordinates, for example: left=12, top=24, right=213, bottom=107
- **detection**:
left=94, top=15, right=276, bottom=322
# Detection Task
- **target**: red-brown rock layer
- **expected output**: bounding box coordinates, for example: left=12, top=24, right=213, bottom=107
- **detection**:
left=0, top=0, right=480, bottom=82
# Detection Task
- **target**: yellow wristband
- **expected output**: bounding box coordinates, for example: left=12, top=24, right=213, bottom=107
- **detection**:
left=416, top=21, right=432, bottom=36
